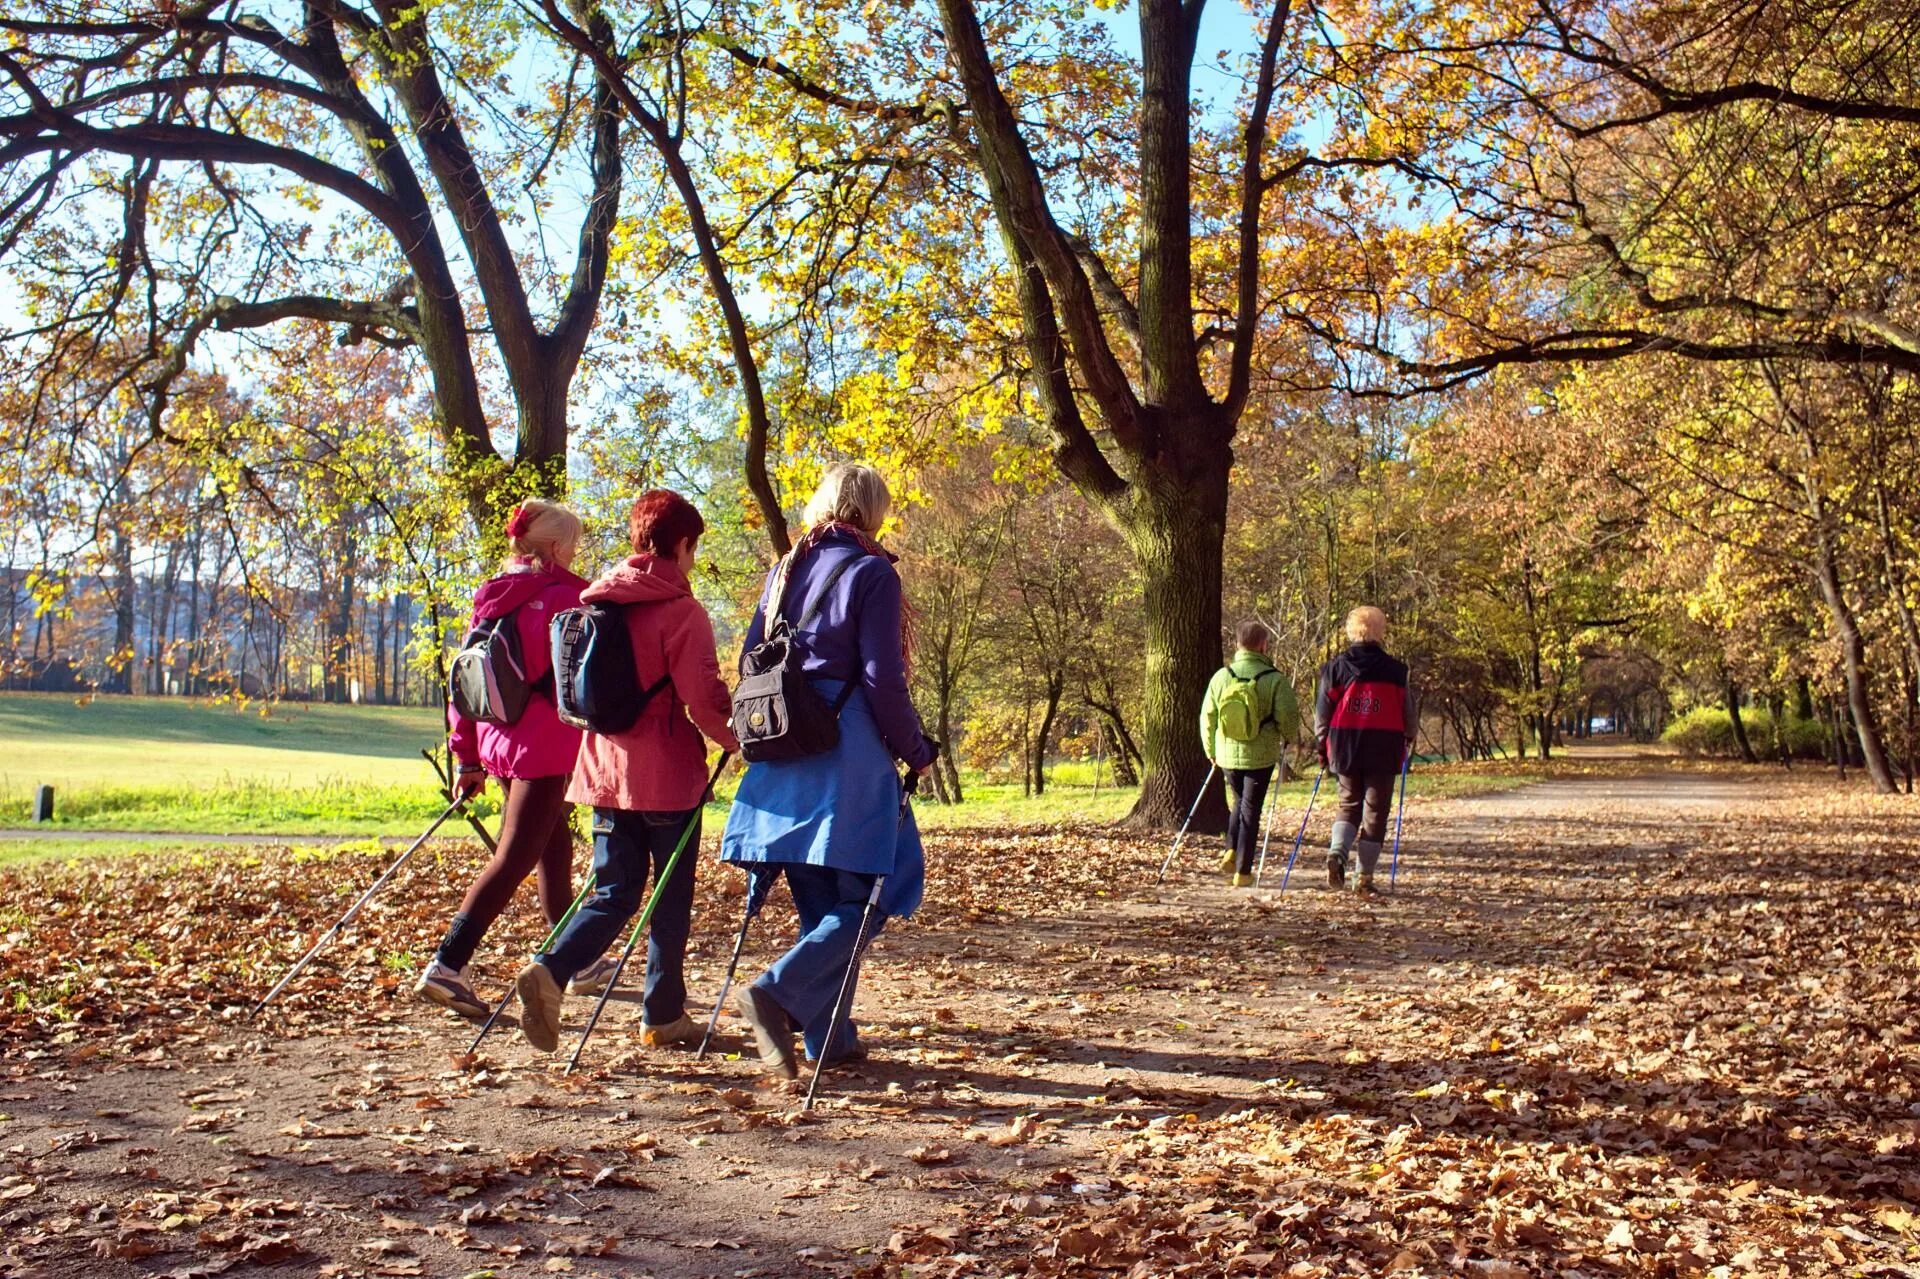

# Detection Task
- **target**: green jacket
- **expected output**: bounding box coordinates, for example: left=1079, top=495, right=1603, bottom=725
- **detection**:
left=1200, top=650, right=1300, bottom=771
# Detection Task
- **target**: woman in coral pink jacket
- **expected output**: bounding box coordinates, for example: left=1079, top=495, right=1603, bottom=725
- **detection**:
left=416, top=499, right=594, bottom=1019
left=514, top=489, right=740, bottom=1054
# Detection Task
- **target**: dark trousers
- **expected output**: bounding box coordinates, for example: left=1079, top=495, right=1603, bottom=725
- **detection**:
left=1334, top=769, right=1397, bottom=843
left=1223, top=766, right=1274, bottom=874
left=541, top=806, right=700, bottom=1026
left=435, top=774, right=573, bottom=971
left=755, top=864, right=884, bottom=1061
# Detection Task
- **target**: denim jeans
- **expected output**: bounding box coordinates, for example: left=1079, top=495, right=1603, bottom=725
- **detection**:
left=541, top=805, right=699, bottom=1026
left=753, top=864, right=883, bottom=1060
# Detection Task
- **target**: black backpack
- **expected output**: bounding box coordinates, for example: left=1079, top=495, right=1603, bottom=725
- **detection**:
left=449, top=612, right=540, bottom=726
left=549, top=602, right=672, bottom=735
left=732, top=554, right=862, bottom=763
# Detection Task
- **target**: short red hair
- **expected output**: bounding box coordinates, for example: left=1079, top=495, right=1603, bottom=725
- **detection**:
left=629, top=489, right=705, bottom=558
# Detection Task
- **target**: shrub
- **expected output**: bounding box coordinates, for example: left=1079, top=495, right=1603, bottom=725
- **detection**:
left=1661, top=707, right=1828, bottom=759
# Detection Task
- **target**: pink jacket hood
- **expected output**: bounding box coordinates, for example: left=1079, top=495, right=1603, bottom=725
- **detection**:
left=567, top=553, right=739, bottom=812
left=470, top=561, right=586, bottom=619
left=581, top=555, right=690, bottom=606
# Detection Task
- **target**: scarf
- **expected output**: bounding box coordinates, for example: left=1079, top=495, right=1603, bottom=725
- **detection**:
left=771, top=520, right=915, bottom=677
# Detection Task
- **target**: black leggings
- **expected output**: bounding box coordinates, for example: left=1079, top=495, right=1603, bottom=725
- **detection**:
left=1224, top=766, right=1275, bottom=874
left=434, top=774, right=574, bottom=971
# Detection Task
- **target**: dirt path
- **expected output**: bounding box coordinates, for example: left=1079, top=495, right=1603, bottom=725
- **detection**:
left=3, top=765, right=1916, bottom=1278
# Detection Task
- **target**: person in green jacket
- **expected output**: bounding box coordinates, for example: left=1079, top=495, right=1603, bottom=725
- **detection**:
left=1200, top=620, right=1301, bottom=886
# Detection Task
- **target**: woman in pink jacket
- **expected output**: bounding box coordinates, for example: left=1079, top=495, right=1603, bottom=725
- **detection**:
left=416, top=499, right=604, bottom=1018
left=515, top=489, right=740, bottom=1053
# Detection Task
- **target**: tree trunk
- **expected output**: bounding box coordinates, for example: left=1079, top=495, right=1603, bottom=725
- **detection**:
left=1031, top=673, right=1065, bottom=796
left=935, top=694, right=963, bottom=803
left=1102, top=720, right=1140, bottom=787
left=1809, top=531, right=1898, bottom=790
left=109, top=528, right=136, bottom=694
left=1725, top=681, right=1759, bottom=763
left=1119, top=461, right=1229, bottom=832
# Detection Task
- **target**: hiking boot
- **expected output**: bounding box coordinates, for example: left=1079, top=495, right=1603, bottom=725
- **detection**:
left=515, top=962, right=564, bottom=1053
left=1326, top=853, right=1347, bottom=889
left=641, top=1013, right=701, bottom=1049
left=1231, top=872, right=1254, bottom=888
left=1354, top=871, right=1378, bottom=897
left=566, top=953, right=622, bottom=997
left=415, top=961, right=488, bottom=1020
left=736, top=986, right=797, bottom=1079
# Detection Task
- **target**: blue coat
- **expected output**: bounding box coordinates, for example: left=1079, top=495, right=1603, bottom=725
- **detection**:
left=719, top=532, right=936, bottom=916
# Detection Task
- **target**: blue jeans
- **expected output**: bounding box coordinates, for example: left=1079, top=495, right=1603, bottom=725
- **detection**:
left=753, top=864, right=883, bottom=1060
left=541, top=806, right=699, bottom=1026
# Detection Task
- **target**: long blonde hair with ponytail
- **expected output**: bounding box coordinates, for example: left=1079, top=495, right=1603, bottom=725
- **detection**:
left=504, top=498, right=583, bottom=571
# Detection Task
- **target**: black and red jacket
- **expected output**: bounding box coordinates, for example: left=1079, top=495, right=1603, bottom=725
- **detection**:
left=1314, top=642, right=1415, bottom=775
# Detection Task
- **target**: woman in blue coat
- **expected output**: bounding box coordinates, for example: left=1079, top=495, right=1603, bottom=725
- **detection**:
left=721, top=462, right=938, bottom=1078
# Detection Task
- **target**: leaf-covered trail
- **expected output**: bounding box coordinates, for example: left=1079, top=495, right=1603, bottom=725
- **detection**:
left=3, top=764, right=1917, bottom=1278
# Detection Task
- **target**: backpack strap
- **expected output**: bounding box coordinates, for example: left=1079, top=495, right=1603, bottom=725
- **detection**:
left=792, top=553, right=862, bottom=631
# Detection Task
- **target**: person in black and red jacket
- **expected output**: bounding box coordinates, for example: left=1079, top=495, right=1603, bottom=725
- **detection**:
left=1314, top=606, right=1416, bottom=895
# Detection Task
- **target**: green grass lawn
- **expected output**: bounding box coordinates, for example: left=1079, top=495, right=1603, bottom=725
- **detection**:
left=0, top=693, right=458, bottom=834
left=0, top=693, right=445, bottom=789
left=0, top=692, right=1547, bottom=857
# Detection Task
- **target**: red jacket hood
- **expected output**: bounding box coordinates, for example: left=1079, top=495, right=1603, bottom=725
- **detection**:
left=470, top=563, right=587, bottom=620
left=581, top=555, right=693, bottom=605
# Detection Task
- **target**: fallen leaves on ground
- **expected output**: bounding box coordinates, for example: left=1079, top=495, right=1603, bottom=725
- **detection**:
left=0, top=763, right=1916, bottom=1278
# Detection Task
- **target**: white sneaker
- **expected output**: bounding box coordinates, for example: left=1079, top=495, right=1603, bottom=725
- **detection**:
left=415, top=960, right=488, bottom=1020
left=566, top=953, right=623, bottom=996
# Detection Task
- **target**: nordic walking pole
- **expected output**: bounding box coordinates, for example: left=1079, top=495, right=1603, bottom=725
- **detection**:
left=696, top=867, right=778, bottom=1060
left=1155, top=762, right=1218, bottom=885
left=251, top=797, right=468, bottom=1018
left=1249, top=764, right=1285, bottom=884
left=1389, top=748, right=1412, bottom=889
left=465, top=868, right=598, bottom=1055
left=1274, top=766, right=1326, bottom=893
left=805, top=770, right=916, bottom=1110
left=564, top=752, right=731, bottom=1075
left=421, top=748, right=499, bottom=853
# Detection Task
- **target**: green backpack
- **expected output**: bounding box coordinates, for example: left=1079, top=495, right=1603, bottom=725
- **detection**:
left=1217, top=670, right=1273, bottom=742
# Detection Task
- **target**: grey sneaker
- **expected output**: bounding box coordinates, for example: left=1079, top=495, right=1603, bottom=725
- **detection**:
left=415, top=961, right=488, bottom=1020
left=515, top=962, right=564, bottom=1053
left=566, top=953, right=622, bottom=996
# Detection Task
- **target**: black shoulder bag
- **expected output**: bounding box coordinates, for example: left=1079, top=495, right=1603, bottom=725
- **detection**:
left=731, top=554, right=862, bottom=762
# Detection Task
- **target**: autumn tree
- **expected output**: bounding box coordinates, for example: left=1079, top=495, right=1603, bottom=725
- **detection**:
left=1, top=0, right=634, bottom=524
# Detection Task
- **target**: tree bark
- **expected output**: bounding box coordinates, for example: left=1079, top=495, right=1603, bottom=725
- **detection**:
left=1031, top=672, right=1065, bottom=796
left=1805, top=494, right=1897, bottom=791
left=1119, top=459, right=1230, bottom=831
left=1725, top=680, right=1759, bottom=763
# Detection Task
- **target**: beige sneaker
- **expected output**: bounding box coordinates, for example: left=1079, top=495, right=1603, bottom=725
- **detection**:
left=566, top=953, right=622, bottom=996
left=515, top=962, right=563, bottom=1052
left=641, top=1013, right=700, bottom=1049
left=1354, top=871, right=1378, bottom=897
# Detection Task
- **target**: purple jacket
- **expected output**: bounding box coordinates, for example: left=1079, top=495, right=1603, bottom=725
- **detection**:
left=741, top=529, right=936, bottom=771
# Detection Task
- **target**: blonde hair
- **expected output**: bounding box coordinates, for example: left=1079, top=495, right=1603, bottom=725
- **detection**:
left=1346, top=605, right=1388, bottom=645
left=803, top=462, right=892, bottom=533
left=506, top=497, right=583, bottom=569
